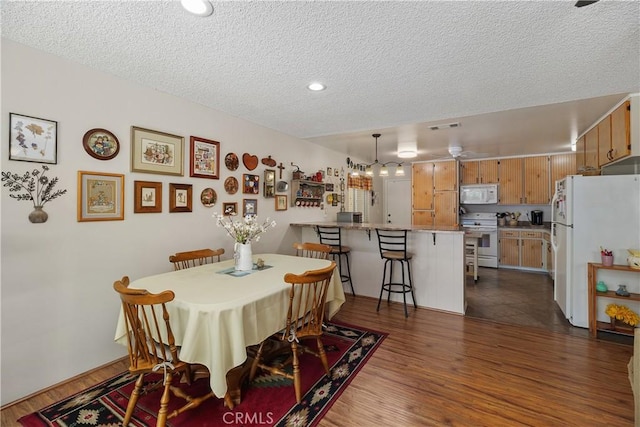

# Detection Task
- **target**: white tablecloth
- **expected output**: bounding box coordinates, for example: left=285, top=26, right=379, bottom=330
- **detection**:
left=114, top=253, right=345, bottom=397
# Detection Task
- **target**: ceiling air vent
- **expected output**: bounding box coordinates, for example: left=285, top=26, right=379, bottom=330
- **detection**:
left=429, top=122, right=461, bottom=131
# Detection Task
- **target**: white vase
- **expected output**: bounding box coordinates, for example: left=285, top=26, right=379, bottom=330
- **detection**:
left=234, top=242, right=253, bottom=271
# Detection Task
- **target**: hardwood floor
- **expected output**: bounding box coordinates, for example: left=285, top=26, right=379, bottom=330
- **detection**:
left=2, top=289, right=635, bottom=426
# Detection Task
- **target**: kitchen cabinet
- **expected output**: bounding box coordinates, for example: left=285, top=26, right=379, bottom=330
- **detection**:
left=459, top=159, right=499, bottom=184
left=412, top=161, right=458, bottom=226
left=597, top=115, right=612, bottom=168
left=433, top=192, right=457, bottom=227
left=550, top=153, right=576, bottom=188
left=575, top=135, right=586, bottom=173
left=498, top=156, right=549, bottom=205
left=588, top=262, right=640, bottom=338
left=290, top=179, right=324, bottom=207
left=584, top=126, right=599, bottom=172
left=599, top=100, right=631, bottom=166
left=498, top=229, right=544, bottom=270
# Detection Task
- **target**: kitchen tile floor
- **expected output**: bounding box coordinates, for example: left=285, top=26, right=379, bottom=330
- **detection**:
left=465, top=267, right=590, bottom=338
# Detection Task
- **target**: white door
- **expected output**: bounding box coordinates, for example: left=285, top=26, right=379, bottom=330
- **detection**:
left=384, top=178, right=411, bottom=225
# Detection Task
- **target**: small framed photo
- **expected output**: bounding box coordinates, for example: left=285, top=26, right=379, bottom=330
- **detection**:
left=82, top=128, right=120, bottom=160
left=189, top=136, right=220, bottom=179
left=9, top=113, right=57, bottom=164
left=169, top=183, right=192, bottom=213
left=77, top=171, right=124, bottom=222
left=263, top=169, right=275, bottom=198
left=243, top=199, right=257, bottom=217
left=131, top=126, right=184, bottom=176
left=275, top=195, right=287, bottom=211
left=222, top=202, right=237, bottom=216
left=325, top=183, right=334, bottom=192
left=134, top=181, right=162, bottom=213
left=243, top=174, right=260, bottom=194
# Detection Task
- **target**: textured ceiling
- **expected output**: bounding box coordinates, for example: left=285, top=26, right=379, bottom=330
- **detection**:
left=2, top=1, right=639, bottom=164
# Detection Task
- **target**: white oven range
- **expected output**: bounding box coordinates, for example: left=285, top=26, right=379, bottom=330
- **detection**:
left=461, top=212, right=498, bottom=268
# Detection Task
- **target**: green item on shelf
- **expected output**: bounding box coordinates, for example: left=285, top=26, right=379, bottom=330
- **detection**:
left=596, top=281, right=608, bottom=293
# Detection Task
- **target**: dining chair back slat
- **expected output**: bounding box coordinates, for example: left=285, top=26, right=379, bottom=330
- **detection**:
left=293, top=242, right=332, bottom=260
left=169, top=248, right=224, bottom=271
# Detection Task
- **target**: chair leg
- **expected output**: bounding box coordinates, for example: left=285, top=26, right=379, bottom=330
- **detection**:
left=156, top=372, right=173, bottom=427
left=316, top=337, right=330, bottom=374
left=343, top=253, right=355, bottom=296
left=377, top=259, right=388, bottom=312
left=401, top=260, right=408, bottom=318
left=387, top=260, right=394, bottom=303
left=291, top=341, right=302, bottom=403
left=249, top=341, right=266, bottom=381
left=123, top=373, right=144, bottom=426
left=407, top=260, right=417, bottom=308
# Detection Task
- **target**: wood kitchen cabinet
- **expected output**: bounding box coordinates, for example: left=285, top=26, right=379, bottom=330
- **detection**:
left=459, top=160, right=499, bottom=184
left=498, top=156, right=549, bottom=205
left=412, top=162, right=433, bottom=210
left=412, top=161, right=458, bottom=226
left=499, top=229, right=544, bottom=270
left=575, top=135, right=586, bottom=173
left=584, top=126, right=599, bottom=171
left=550, top=153, right=576, bottom=188
left=598, top=101, right=631, bottom=167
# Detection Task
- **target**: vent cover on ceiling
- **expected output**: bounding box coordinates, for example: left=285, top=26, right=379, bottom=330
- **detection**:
left=429, top=122, right=460, bottom=131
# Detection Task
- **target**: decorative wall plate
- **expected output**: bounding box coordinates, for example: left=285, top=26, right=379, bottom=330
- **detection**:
left=261, top=155, right=277, bottom=167
left=242, top=153, right=259, bottom=170
left=225, top=153, right=239, bottom=171
left=224, top=176, right=239, bottom=195
left=200, top=188, right=217, bottom=207
left=82, top=128, right=120, bottom=160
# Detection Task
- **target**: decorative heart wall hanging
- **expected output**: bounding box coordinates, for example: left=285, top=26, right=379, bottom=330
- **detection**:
left=261, top=155, right=277, bottom=167
left=242, top=153, right=259, bottom=171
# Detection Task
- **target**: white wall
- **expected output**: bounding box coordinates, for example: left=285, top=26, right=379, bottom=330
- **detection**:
left=0, top=39, right=362, bottom=405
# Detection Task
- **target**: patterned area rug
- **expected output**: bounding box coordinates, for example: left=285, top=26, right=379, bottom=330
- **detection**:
left=18, top=321, right=386, bottom=427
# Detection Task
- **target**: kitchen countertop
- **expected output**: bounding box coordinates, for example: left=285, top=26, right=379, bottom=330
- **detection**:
left=498, top=222, right=551, bottom=231
left=290, top=221, right=464, bottom=234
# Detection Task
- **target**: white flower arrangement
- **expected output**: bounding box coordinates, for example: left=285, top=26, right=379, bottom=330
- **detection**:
left=213, top=211, right=276, bottom=244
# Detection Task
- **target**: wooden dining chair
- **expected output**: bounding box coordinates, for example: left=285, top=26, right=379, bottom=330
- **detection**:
left=293, top=242, right=332, bottom=260
left=249, top=262, right=336, bottom=403
left=114, top=276, right=232, bottom=426
left=169, top=248, right=224, bottom=271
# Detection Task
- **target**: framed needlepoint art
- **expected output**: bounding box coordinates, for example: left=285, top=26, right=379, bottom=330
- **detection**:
left=134, top=181, right=162, bottom=214
left=77, top=171, right=124, bottom=222
left=131, top=126, right=184, bottom=176
left=169, top=183, right=192, bottom=213
left=189, top=136, right=220, bottom=179
left=82, top=128, right=120, bottom=160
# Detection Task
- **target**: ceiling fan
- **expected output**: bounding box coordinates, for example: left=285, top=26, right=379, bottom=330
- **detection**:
left=575, top=1, right=598, bottom=7
left=428, top=146, right=487, bottom=161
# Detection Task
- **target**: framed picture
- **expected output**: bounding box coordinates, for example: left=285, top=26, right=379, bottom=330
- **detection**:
left=200, top=187, right=217, bottom=207
left=134, top=181, right=162, bottom=213
left=243, top=174, right=260, bottom=194
left=263, top=169, right=275, bottom=198
left=77, top=171, right=124, bottom=222
left=131, top=126, right=184, bottom=176
left=275, top=195, right=287, bottom=211
left=243, top=199, right=257, bottom=217
left=189, top=136, right=220, bottom=179
left=222, top=202, right=237, bottom=216
left=169, top=183, right=192, bottom=213
left=325, top=183, right=334, bottom=192
left=82, top=128, right=120, bottom=160
left=9, top=113, right=57, bottom=164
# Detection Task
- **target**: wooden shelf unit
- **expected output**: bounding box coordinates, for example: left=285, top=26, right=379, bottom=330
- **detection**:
left=588, top=262, right=640, bottom=338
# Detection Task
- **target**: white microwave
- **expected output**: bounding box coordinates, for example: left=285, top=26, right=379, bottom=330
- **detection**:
left=460, top=184, right=499, bottom=205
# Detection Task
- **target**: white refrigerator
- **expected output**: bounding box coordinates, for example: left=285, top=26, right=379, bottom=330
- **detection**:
left=551, top=174, right=640, bottom=328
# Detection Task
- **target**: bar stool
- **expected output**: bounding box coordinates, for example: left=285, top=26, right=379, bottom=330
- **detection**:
left=316, top=226, right=355, bottom=296
left=465, top=233, right=479, bottom=283
left=375, top=228, right=416, bottom=317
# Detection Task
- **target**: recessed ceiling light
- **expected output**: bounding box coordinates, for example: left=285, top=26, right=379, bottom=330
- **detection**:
left=307, top=83, right=326, bottom=91
left=181, top=0, right=213, bottom=17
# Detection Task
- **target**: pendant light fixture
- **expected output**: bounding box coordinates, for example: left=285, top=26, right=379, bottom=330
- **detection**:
left=363, top=133, right=405, bottom=177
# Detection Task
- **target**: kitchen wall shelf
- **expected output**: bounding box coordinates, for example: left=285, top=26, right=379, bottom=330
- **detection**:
left=291, top=179, right=325, bottom=207
left=588, top=262, right=640, bottom=338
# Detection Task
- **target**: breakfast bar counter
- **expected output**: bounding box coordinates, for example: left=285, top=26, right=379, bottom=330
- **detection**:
left=290, top=222, right=467, bottom=314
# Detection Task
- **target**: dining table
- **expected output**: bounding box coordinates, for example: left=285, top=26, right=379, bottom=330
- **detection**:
left=114, top=253, right=345, bottom=406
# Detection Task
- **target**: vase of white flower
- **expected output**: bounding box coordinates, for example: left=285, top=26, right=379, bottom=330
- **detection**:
left=213, top=211, right=276, bottom=271
left=234, top=242, right=253, bottom=271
